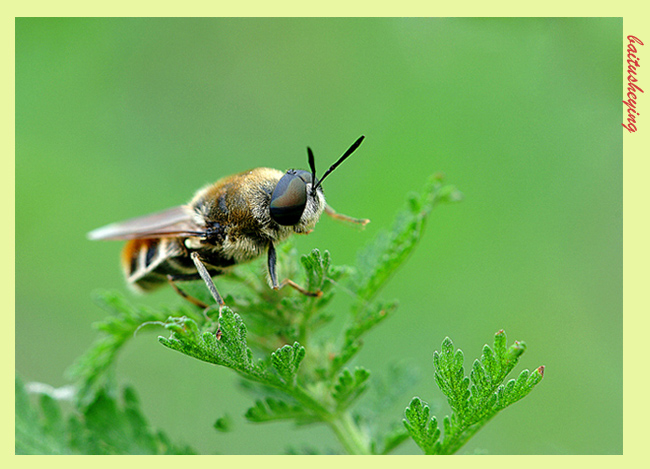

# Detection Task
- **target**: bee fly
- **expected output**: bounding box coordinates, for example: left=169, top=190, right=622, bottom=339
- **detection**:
left=88, top=136, right=369, bottom=315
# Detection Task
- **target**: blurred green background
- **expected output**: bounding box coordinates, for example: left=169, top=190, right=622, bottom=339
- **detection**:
left=15, top=18, right=622, bottom=454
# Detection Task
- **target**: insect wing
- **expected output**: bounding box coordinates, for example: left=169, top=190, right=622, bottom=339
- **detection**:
left=88, top=205, right=204, bottom=240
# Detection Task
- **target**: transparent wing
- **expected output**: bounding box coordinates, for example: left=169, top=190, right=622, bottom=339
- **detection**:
left=87, top=205, right=205, bottom=240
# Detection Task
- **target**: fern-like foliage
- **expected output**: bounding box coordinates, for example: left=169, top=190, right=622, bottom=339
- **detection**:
left=245, top=398, right=313, bottom=423
left=66, top=291, right=191, bottom=408
left=15, top=376, right=194, bottom=455
left=351, top=173, right=462, bottom=305
left=403, top=330, right=545, bottom=455
left=149, top=174, right=464, bottom=454
left=403, top=397, right=441, bottom=455
left=14, top=173, right=543, bottom=455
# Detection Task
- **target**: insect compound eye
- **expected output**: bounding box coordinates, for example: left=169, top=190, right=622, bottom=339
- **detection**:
left=270, top=171, right=308, bottom=226
left=294, top=170, right=315, bottom=185
left=294, top=169, right=321, bottom=192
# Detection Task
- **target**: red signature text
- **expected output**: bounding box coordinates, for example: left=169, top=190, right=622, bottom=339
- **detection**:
left=623, top=36, right=643, bottom=133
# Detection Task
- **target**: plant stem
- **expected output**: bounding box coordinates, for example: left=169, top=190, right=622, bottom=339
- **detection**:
left=441, top=417, right=493, bottom=454
left=327, top=412, right=371, bottom=455
left=283, top=383, right=371, bottom=454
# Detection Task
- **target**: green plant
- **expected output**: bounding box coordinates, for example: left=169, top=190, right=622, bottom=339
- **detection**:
left=403, top=331, right=545, bottom=455
left=15, top=174, right=544, bottom=454
left=15, top=376, right=194, bottom=455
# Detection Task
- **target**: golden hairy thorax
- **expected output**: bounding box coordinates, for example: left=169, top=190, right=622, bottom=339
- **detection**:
left=191, top=167, right=284, bottom=229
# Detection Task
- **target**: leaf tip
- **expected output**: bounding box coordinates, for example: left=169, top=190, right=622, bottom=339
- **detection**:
left=213, top=415, right=232, bottom=432
left=509, top=340, right=527, bottom=357
left=441, top=336, right=453, bottom=350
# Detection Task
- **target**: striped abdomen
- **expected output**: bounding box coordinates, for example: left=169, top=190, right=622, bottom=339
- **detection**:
left=120, top=237, right=240, bottom=291
left=120, top=237, right=193, bottom=291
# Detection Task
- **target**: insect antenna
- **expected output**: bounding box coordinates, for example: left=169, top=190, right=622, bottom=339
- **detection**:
left=310, top=135, right=365, bottom=196
left=307, top=146, right=317, bottom=188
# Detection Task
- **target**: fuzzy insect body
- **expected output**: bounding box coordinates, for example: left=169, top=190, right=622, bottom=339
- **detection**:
left=89, top=136, right=368, bottom=304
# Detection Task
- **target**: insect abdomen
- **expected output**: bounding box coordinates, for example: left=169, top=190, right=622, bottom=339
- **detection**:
left=120, top=238, right=189, bottom=291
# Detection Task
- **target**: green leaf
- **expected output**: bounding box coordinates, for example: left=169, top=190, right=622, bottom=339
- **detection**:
left=213, top=415, right=233, bottom=432
left=351, top=174, right=463, bottom=304
left=159, top=309, right=255, bottom=374
left=406, top=331, right=544, bottom=455
left=332, top=367, right=371, bottom=411
left=300, top=248, right=329, bottom=292
left=496, top=366, right=545, bottom=410
left=75, top=386, right=195, bottom=454
left=67, top=291, right=173, bottom=408
left=245, top=398, right=312, bottom=423
left=330, top=300, right=398, bottom=377
left=15, top=377, right=69, bottom=454
left=158, top=311, right=318, bottom=401
left=403, top=397, right=441, bottom=455
left=15, top=377, right=195, bottom=455
left=433, top=337, right=471, bottom=419
left=466, top=330, right=531, bottom=421
left=271, top=342, right=306, bottom=386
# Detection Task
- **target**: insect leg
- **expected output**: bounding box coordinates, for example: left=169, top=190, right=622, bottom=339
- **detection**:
left=278, top=279, right=323, bottom=297
left=190, top=251, right=225, bottom=314
left=324, top=205, right=370, bottom=226
left=166, top=275, right=209, bottom=309
left=267, top=241, right=323, bottom=298
left=267, top=240, right=280, bottom=289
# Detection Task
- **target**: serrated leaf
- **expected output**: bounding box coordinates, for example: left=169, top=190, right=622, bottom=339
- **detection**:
left=496, top=366, right=544, bottom=410
left=213, top=415, right=233, bottom=432
left=434, top=338, right=470, bottom=419
left=407, top=331, right=544, bottom=455
left=245, top=398, right=311, bottom=423
left=301, top=249, right=324, bottom=290
left=67, top=291, right=172, bottom=408
left=15, top=377, right=69, bottom=454
left=358, top=361, right=420, bottom=422
left=332, top=367, right=371, bottom=410
left=351, top=174, right=463, bottom=303
left=271, top=342, right=305, bottom=386
left=159, top=309, right=257, bottom=373
left=331, top=301, right=397, bottom=377
left=403, top=397, right=440, bottom=455
left=15, top=377, right=195, bottom=455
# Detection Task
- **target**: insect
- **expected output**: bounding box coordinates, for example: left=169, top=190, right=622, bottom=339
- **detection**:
left=88, top=136, right=369, bottom=314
